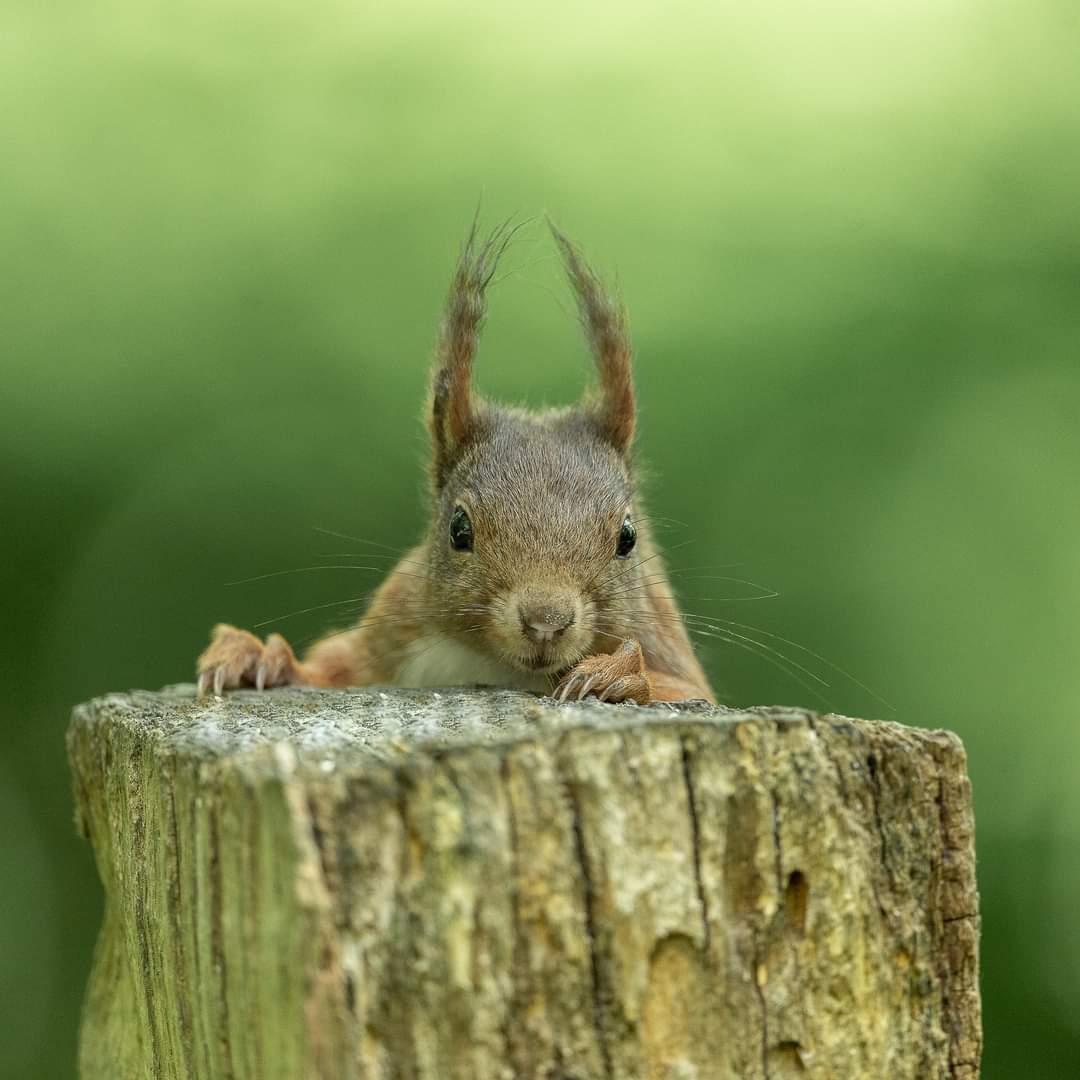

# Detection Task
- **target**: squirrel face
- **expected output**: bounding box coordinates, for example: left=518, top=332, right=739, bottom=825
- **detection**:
left=423, top=218, right=644, bottom=676
left=428, top=410, right=641, bottom=675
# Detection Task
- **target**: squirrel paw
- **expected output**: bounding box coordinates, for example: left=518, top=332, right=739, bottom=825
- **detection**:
left=196, top=623, right=302, bottom=697
left=554, top=640, right=653, bottom=705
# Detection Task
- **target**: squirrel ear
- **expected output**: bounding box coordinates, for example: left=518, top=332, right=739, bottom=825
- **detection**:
left=428, top=218, right=519, bottom=488
left=549, top=222, right=635, bottom=454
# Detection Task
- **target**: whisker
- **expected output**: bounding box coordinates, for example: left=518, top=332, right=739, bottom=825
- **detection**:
left=625, top=515, right=688, bottom=533
left=601, top=602, right=888, bottom=712
left=315, top=552, right=429, bottom=571
left=592, top=607, right=828, bottom=681
left=253, top=596, right=372, bottom=628
left=672, top=575, right=779, bottom=595
left=685, top=615, right=894, bottom=713
left=612, top=570, right=780, bottom=595
left=606, top=580, right=779, bottom=601
left=292, top=609, right=487, bottom=655
left=591, top=616, right=834, bottom=709
left=255, top=599, right=481, bottom=631
left=588, top=546, right=677, bottom=593
left=311, top=526, right=407, bottom=555
left=227, top=565, right=411, bottom=586
left=683, top=623, right=829, bottom=689
left=687, top=627, right=834, bottom=710
left=608, top=541, right=694, bottom=580
left=604, top=583, right=779, bottom=603
left=667, top=563, right=750, bottom=575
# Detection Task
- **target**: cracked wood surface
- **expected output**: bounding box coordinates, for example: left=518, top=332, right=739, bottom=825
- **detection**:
left=67, top=687, right=981, bottom=1079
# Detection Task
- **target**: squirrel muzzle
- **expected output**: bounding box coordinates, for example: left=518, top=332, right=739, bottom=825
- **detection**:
left=495, top=585, right=586, bottom=672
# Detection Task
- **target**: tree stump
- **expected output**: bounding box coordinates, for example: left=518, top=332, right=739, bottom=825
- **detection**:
left=67, top=687, right=981, bottom=1079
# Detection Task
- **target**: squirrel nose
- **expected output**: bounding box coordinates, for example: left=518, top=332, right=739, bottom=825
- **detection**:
left=518, top=606, right=575, bottom=645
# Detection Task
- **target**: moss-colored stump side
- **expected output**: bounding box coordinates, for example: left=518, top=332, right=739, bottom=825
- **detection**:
left=68, top=687, right=981, bottom=1079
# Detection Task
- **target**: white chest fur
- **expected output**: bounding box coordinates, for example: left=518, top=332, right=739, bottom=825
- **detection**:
left=393, top=634, right=553, bottom=695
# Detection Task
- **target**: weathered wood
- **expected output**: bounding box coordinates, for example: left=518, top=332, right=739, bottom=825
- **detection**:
left=67, top=687, right=981, bottom=1079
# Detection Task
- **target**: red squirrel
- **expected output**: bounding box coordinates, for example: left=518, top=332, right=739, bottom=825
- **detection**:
left=197, top=220, right=714, bottom=705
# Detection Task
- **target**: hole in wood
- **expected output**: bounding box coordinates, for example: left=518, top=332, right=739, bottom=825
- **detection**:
left=784, top=870, right=809, bottom=936
left=773, top=1039, right=806, bottom=1071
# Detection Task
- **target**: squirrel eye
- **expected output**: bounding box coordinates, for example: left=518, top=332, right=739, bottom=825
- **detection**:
left=615, top=515, right=636, bottom=559
left=449, top=506, right=474, bottom=552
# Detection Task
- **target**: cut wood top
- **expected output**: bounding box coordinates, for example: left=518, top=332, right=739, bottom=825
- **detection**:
left=68, top=684, right=953, bottom=773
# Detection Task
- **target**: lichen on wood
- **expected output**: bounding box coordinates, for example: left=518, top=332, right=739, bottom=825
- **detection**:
left=67, top=686, right=981, bottom=1079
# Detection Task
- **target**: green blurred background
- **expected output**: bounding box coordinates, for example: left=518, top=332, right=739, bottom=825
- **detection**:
left=3, top=1, right=1078, bottom=1075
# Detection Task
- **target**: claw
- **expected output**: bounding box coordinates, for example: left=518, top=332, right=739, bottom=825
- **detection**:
left=213, top=666, right=226, bottom=697
left=600, top=675, right=648, bottom=704
left=577, top=674, right=599, bottom=701
left=197, top=671, right=211, bottom=698
left=255, top=664, right=267, bottom=691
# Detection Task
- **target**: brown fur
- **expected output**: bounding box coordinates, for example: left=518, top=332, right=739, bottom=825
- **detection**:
left=550, top=223, right=635, bottom=453
left=197, top=221, right=714, bottom=704
left=428, top=217, right=522, bottom=490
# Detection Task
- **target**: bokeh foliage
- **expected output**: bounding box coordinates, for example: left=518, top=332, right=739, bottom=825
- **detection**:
left=3, top=1, right=1079, bottom=1076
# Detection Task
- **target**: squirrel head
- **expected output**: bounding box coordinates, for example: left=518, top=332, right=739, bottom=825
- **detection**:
left=424, top=220, right=648, bottom=676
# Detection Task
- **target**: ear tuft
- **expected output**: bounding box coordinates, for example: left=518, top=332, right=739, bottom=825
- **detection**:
left=549, top=221, right=635, bottom=454
left=429, top=215, right=522, bottom=488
